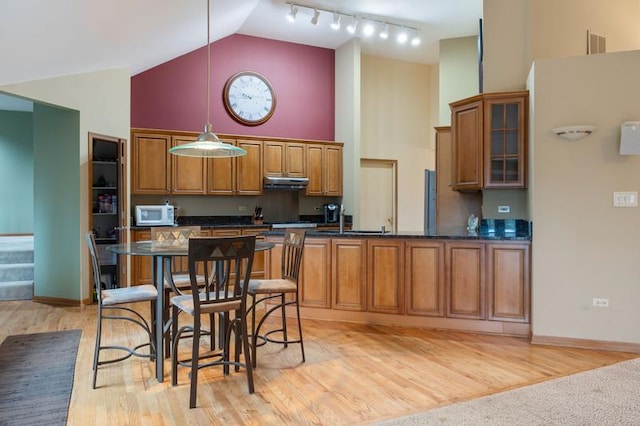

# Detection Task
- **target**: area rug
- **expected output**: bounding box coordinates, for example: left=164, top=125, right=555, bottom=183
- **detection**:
left=375, top=357, right=640, bottom=426
left=0, top=329, right=82, bottom=426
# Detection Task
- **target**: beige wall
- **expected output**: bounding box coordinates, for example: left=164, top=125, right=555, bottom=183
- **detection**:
left=438, top=36, right=479, bottom=125
left=0, top=68, right=131, bottom=301
left=531, top=50, right=640, bottom=344
left=360, top=55, right=434, bottom=232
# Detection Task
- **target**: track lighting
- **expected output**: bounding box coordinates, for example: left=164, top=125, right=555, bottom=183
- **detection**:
left=331, top=13, right=341, bottom=30
left=284, top=2, right=421, bottom=48
left=287, top=4, right=298, bottom=23
left=310, top=9, right=319, bottom=25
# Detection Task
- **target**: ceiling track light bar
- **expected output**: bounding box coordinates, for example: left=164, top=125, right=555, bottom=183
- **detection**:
left=285, top=2, right=420, bottom=39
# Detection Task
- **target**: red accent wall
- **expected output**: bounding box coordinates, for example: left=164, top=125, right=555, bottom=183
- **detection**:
left=131, top=34, right=335, bottom=141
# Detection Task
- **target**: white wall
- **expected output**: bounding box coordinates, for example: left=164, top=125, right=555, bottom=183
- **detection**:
left=0, top=68, right=130, bottom=302
left=360, top=55, right=434, bottom=232
left=531, top=50, right=640, bottom=344
left=438, top=36, right=479, bottom=125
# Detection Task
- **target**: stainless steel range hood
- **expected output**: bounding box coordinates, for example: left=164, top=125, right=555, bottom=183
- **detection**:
left=263, top=176, right=309, bottom=190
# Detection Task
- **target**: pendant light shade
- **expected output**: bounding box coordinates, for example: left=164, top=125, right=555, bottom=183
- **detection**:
left=169, top=0, right=246, bottom=158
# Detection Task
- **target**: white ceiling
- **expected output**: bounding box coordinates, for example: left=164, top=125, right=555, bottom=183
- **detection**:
left=0, top=0, right=482, bottom=109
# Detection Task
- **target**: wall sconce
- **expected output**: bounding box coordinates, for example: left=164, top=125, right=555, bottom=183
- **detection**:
left=552, top=125, right=595, bottom=141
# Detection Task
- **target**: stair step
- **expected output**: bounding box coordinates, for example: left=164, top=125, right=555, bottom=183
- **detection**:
left=0, top=280, right=33, bottom=300
left=0, top=249, right=34, bottom=265
left=0, top=263, right=34, bottom=282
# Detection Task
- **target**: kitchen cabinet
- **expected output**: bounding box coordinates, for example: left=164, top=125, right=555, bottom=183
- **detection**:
left=235, top=139, right=263, bottom=195
left=206, top=138, right=236, bottom=195
left=172, top=135, right=206, bottom=194
left=263, top=141, right=306, bottom=178
left=299, top=238, right=332, bottom=309
left=367, top=239, right=404, bottom=314
left=445, top=242, right=485, bottom=320
left=132, top=230, right=152, bottom=285
left=405, top=240, right=445, bottom=317
left=331, top=238, right=366, bottom=311
left=89, top=133, right=127, bottom=291
left=242, top=227, right=269, bottom=278
left=487, top=242, right=530, bottom=322
left=132, top=131, right=171, bottom=194
left=306, top=143, right=343, bottom=196
left=450, top=91, right=528, bottom=190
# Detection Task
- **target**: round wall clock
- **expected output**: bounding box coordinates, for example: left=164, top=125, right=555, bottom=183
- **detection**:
left=223, top=71, right=276, bottom=126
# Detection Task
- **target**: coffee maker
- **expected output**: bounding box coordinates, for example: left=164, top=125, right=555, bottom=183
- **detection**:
left=323, top=203, right=339, bottom=223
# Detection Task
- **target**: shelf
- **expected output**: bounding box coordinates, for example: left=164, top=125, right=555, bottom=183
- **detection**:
left=95, top=237, right=117, bottom=243
left=93, top=186, right=117, bottom=190
left=93, top=212, right=117, bottom=216
left=93, top=160, right=117, bottom=164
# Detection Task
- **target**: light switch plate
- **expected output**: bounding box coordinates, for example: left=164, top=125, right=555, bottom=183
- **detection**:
left=498, top=205, right=510, bottom=213
left=613, top=192, right=638, bottom=207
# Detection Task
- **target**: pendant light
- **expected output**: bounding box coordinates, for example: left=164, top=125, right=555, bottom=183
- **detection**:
left=169, top=0, right=247, bottom=158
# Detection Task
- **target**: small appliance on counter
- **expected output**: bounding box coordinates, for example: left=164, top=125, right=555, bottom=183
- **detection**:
left=323, top=203, right=339, bottom=223
left=135, top=204, right=174, bottom=226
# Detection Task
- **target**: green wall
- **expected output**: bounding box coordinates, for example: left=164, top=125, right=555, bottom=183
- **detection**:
left=0, top=111, right=33, bottom=234
left=33, top=104, right=80, bottom=300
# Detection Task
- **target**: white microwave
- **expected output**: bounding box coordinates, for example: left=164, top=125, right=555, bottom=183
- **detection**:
left=135, top=205, right=175, bottom=226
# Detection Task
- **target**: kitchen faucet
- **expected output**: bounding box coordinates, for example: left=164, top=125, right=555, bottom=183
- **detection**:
left=339, top=204, right=345, bottom=234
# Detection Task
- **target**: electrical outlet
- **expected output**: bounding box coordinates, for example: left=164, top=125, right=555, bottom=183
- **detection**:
left=613, top=192, right=638, bottom=207
left=593, top=298, right=609, bottom=308
left=498, top=205, right=511, bottom=213
left=238, top=205, right=247, bottom=212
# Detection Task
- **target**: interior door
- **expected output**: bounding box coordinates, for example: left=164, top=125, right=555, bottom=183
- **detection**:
left=359, top=159, right=396, bottom=232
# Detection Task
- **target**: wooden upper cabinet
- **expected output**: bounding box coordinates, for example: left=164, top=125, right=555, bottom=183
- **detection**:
left=236, top=139, right=263, bottom=195
left=132, top=132, right=171, bottom=194
left=449, top=91, right=528, bottom=191
left=306, top=143, right=343, bottom=196
left=171, top=135, right=206, bottom=194
left=207, top=138, right=236, bottom=195
left=263, top=141, right=306, bottom=178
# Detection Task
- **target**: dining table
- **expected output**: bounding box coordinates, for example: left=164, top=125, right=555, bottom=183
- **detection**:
left=106, top=238, right=275, bottom=382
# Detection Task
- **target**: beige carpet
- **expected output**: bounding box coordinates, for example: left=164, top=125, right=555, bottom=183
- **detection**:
left=375, top=357, right=640, bottom=426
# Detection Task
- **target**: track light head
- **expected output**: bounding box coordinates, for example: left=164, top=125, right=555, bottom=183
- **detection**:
left=362, top=21, right=375, bottom=37
left=379, top=24, right=389, bottom=39
left=310, top=9, right=319, bottom=25
left=397, top=29, right=408, bottom=44
left=411, top=31, right=421, bottom=46
left=287, top=4, right=298, bottom=22
left=346, top=16, right=358, bottom=34
left=330, top=13, right=341, bottom=30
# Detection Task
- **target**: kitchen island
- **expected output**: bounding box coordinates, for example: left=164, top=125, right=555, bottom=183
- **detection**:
left=264, top=220, right=532, bottom=337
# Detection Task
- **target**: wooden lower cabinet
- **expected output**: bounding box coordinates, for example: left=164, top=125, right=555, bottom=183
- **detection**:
left=445, top=242, right=486, bottom=320
left=299, top=238, right=331, bottom=308
left=331, top=238, right=366, bottom=311
left=487, top=242, right=530, bottom=322
left=241, top=227, right=269, bottom=278
left=132, top=230, right=152, bottom=285
left=367, top=239, right=404, bottom=314
left=405, top=241, right=445, bottom=316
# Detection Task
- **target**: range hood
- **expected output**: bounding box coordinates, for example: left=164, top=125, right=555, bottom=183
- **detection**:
left=263, top=176, right=309, bottom=190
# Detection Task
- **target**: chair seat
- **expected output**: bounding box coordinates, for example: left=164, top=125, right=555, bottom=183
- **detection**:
left=101, top=285, right=158, bottom=306
left=248, top=278, right=297, bottom=294
left=171, top=292, right=241, bottom=316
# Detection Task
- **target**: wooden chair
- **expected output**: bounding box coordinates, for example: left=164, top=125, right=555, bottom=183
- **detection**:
left=86, top=232, right=158, bottom=389
left=170, top=235, right=256, bottom=408
left=247, top=228, right=306, bottom=368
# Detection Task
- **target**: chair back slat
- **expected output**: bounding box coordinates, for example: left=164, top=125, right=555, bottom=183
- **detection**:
left=280, top=229, right=306, bottom=282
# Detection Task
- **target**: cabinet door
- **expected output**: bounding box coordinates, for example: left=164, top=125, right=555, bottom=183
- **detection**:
left=331, top=238, right=366, bottom=311
left=285, top=142, right=306, bottom=177
left=242, top=228, right=269, bottom=278
left=445, top=242, right=485, bottom=319
left=305, top=144, right=324, bottom=196
left=487, top=243, right=530, bottom=322
left=405, top=241, right=445, bottom=317
left=451, top=100, right=483, bottom=191
left=324, top=145, right=343, bottom=196
left=236, top=140, right=263, bottom=195
left=367, top=239, right=404, bottom=314
left=132, top=230, right=152, bottom=285
left=171, top=135, right=206, bottom=194
left=300, top=238, right=331, bottom=309
left=484, top=95, right=527, bottom=188
left=132, top=132, right=171, bottom=194
left=207, top=138, right=236, bottom=195
left=263, top=141, right=285, bottom=177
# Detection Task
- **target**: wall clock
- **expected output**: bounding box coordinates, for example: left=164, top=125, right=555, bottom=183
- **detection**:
left=223, top=71, right=276, bottom=126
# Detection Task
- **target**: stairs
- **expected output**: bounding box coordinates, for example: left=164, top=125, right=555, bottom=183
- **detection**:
left=0, top=236, right=34, bottom=300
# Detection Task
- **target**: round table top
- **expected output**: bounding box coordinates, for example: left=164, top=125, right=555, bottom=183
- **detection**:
left=106, top=240, right=275, bottom=256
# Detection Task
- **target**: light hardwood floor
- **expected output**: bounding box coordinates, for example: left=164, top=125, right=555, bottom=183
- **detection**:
left=0, top=300, right=636, bottom=425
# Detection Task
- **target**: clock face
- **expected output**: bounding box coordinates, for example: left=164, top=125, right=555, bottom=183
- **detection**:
left=223, top=71, right=276, bottom=126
